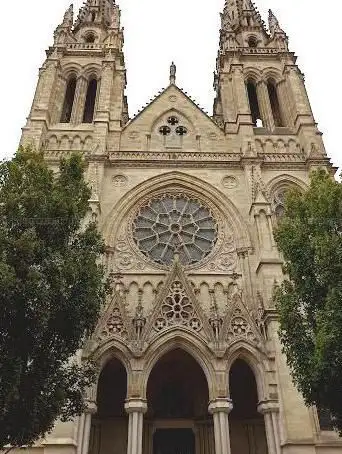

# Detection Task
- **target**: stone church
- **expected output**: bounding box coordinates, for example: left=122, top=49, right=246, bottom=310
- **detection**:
left=20, top=0, right=341, bottom=453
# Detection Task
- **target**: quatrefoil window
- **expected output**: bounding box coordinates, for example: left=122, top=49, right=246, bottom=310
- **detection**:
left=168, top=116, right=179, bottom=125
left=133, top=194, right=218, bottom=266
left=159, top=125, right=171, bottom=136
left=175, top=125, right=188, bottom=136
left=159, top=116, right=188, bottom=137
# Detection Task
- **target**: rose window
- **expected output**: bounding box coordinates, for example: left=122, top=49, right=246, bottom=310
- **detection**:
left=133, top=194, right=218, bottom=266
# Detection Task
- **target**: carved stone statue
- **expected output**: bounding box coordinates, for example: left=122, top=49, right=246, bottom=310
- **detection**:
left=170, top=61, right=176, bottom=85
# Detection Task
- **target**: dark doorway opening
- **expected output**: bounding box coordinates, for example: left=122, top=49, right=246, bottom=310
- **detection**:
left=153, top=429, right=195, bottom=454
left=229, top=359, right=268, bottom=454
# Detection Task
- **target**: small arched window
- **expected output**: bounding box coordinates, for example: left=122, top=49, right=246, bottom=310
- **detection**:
left=60, top=77, right=77, bottom=123
left=83, top=78, right=98, bottom=123
left=246, top=80, right=263, bottom=127
left=267, top=81, right=284, bottom=127
left=91, top=11, right=96, bottom=22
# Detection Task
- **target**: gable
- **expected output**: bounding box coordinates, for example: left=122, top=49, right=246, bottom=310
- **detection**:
left=142, top=259, right=213, bottom=342
left=120, top=85, right=227, bottom=153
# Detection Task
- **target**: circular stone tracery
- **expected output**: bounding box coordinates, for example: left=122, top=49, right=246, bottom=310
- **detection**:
left=133, top=194, right=218, bottom=267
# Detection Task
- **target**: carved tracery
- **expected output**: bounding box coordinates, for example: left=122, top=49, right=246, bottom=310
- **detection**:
left=154, top=280, right=202, bottom=333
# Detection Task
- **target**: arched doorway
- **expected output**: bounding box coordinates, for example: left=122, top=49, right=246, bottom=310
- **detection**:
left=229, top=359, right=268, bottom=454
left=145, top=349, right=214, bottom=454
left=89, top=358, right=128, bottom=454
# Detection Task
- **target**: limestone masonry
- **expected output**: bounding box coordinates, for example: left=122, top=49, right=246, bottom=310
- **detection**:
left=19, top=0, right=340, bottom=453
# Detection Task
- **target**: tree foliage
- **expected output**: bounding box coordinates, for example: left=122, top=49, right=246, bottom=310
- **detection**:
left=0, top=148, right=107, bottom=448
left=274, top=169, right=342, bottom=432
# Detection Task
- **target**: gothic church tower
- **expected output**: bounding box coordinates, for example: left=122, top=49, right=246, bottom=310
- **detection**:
left=19, top=1, right=340, bottom=454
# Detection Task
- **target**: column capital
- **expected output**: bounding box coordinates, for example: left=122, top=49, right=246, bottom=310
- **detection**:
left=208, top=398, right=233, bottom=415
left=85, top=399, right=97, bottom=414
left=125, top=398, right=148, bottom=415
left=258, top=400, right=280, bottom=415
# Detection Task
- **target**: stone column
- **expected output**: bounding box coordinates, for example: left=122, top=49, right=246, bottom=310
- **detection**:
left=209, top=398, right=233, bottom=454
left=96, top=61, right=115, bottom=120
left=258, top=401, right=281, bottom=454
left=256, top=81, right=275, bottom=131
left=125, top=398, right=148, bottom=454
left=77, top=401, right=97, bottom=454
left=72, top=76, right=88, bottom=125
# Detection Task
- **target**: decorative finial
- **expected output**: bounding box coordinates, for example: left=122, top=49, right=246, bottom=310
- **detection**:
left=63, top=4, right=74, bottom=27
left=268, top=9, right=280, bottom=35
left=170, top=61, right=176, bottom=85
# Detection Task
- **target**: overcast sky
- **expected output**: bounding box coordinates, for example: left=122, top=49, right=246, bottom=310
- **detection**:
left=0, top=1, right=340, bottom=171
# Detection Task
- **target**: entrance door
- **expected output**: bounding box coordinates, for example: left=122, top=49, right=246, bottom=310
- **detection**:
left=153, top=429, right=195, bottom=454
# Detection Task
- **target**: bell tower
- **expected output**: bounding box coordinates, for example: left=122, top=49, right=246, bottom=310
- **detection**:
left=213, top=0, right=324, bottom=160
left=21, top=0, right=128, bottom=154
left=14, top=1, right=341, bottom=453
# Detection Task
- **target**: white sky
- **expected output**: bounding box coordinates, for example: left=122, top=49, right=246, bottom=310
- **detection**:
left=0, top=1, right=340, bottom=172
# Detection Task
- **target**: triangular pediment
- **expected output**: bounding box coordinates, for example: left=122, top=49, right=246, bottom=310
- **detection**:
left=142, top=259, right=213, bottom=342
left=120, top=84, right=227, bottom=154
left=220, top=283, right=263, bottom=347
left=93, top=291, right=132, bottom=342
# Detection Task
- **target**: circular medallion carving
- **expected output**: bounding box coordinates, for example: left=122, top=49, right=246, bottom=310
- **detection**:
left=168, top=95, right=177, bottom=103
left=112, top=174, right=128, bottom=187
left=222, top=176, right=238, bottom=189
left=132, top=194, right=218, bottom=267
left=128, top=131, right=139, bottom=139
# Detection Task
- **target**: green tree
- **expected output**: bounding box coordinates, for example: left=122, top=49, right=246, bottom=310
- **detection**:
left=0, top=148, right=107, bottom=449
left=274, top=169, right=342, bottom=432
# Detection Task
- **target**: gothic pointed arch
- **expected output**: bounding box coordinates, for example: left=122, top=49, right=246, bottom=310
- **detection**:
left=226, top=344, right=269, bottom=402
left=142, top=333, right=216, bottom=401
left=102, top=172, right=251, bottom=251
left=150, top=108, right=198, bottom=137
left=146, top=348, right=210, bottom=421
left=267, top=174, right=307, bottom=217
left=228, top=358, right=268, bottom=454
left=60, top=76, right=77, bottom=123
left=89, top=355, right=128, bottom=454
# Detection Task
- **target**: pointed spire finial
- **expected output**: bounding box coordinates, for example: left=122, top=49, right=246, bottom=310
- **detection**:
left=63, top=4, right=74, bottom=28
left=170, top=61, right=176, bottom=85
left=268, top=9, right=281, bottom=35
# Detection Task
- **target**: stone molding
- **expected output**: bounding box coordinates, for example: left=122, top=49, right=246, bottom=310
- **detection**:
left=208, top=398, right=234, bottom=414
left=124, top=398, right=148, bottom=414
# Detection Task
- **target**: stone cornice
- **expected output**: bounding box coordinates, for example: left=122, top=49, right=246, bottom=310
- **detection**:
left=42, top=148, right=329, bottom=172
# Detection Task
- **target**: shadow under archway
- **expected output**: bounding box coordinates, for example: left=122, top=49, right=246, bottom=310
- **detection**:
left=89, top=358, right=128, bottom=454
left=144, top=348, right=214, bottom=454
left=229, top=359, right=268, bottom=454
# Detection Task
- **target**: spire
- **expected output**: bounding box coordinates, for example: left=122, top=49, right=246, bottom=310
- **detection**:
left=221, top=0, right=267, bottom=31
left=74, top=0, right=120, bottom=31
left=62, top=4, right=74, bottom=28
left=268, top=9, right=284, bottom=35
left=268, top=9, right=288, bottom=50
left=169, top=62, right=176, bottom=85
left=54, top=4, right=74, bottom=44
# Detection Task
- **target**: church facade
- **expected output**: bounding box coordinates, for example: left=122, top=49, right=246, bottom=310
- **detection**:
left=20, top=1, right=341, bottom=454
